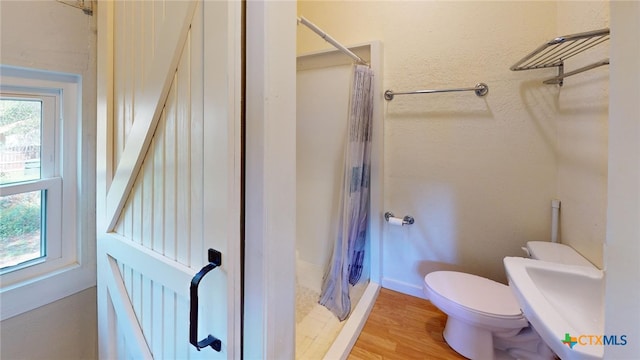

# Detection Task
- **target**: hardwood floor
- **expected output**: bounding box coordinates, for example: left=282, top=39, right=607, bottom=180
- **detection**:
left=348, top=288, right=466, bottom=360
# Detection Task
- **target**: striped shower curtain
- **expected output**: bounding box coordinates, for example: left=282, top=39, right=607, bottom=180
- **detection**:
left=319, top=64, right=374, bottom=321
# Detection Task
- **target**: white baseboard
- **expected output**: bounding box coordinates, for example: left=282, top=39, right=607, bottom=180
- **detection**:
left=381, top=277, right=427, bottom=300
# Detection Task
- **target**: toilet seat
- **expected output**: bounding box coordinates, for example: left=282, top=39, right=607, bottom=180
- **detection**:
left=424, top=271, right=527, bottom=329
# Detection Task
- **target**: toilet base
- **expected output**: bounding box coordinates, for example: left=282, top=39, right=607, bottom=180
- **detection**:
left=443, top=316, right=495, bottom=359
left=442, top=316, right=556, bottom=360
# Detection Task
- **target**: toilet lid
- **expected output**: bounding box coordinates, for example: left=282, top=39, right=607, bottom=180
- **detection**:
left=425, top=271, right=522, bottom=318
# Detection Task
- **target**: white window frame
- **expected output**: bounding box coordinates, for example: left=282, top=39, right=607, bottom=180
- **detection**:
left=0, top=65, right=95, bottom=320
left=1, top=93, right=64, bottom=276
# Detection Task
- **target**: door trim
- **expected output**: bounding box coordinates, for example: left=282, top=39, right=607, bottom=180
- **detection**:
left=244, top=1, right=297, bottom=358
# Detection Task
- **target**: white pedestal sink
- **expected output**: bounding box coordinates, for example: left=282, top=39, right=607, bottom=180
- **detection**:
left=504, top=257, right=604, bottom=360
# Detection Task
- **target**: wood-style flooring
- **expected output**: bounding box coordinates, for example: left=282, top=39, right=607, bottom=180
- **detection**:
left=348, top=288, right=466, bottom=360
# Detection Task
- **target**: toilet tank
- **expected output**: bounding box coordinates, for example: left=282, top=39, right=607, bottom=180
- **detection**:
left=526, top=241, right=595, bottom=268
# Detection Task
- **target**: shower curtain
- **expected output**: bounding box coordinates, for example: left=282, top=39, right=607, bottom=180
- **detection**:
left=319, top=64, right=374, bottom=321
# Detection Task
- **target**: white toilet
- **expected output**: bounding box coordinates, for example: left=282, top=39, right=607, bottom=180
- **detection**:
left=424, top=241, right=594, bottom=360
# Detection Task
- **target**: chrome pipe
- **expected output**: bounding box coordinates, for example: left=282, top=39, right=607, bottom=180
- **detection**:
left=384, top=83, right=488, bottom=101
left=543, top=59, right=609, bottom=85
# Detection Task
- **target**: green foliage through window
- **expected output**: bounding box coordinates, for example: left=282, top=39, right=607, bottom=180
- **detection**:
left=0, top=191, right=42, bottom=268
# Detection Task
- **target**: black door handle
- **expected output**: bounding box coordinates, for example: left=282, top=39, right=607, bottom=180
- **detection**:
left=190, top=248, right=222, bottom=352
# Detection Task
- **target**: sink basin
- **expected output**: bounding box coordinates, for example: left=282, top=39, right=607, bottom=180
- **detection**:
left=504, top=256, right=604, bottom=360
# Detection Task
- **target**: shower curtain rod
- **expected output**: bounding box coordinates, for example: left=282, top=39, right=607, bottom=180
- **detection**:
left=297, top=16, right=369, bottom=66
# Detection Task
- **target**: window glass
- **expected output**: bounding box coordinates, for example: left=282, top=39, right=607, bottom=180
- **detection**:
left=0, top=190, right=44, bottom=269
left=0, top=99, right=42, bottom=185
left=0, top=98, right=47, bottom=271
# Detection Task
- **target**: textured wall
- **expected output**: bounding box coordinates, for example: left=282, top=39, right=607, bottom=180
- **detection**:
left=555, top=2, right=609, bottom=268
left=298, top=1, right=608, bottom=295
left=0, top=1, right=97, bottom=358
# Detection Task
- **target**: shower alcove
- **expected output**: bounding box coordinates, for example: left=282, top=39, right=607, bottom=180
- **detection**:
left=295, top=41, right=383, bottom=359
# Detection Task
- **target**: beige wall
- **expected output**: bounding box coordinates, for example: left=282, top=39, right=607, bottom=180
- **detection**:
left=298, top=1, right=609, bottom=292
left=0, top=288, right=98, bottom=360
left=0, top=1, right=97, bottom=358
left=555, top=1, right=609, bottom=268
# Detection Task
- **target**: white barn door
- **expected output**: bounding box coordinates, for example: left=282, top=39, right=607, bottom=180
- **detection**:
left=96, top=1, right=241, bottom=358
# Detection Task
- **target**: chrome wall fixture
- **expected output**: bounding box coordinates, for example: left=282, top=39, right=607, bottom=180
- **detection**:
left=511, top=28, right=610, bottom=86
left=384, top=212, right=415, bottom=226
left=542, top=59, right=609, bottom=85
left=384, top=83, right=489, bottom=101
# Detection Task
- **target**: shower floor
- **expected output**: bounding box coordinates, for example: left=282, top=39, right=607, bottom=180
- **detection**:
left=295, top=281, right=367, bottom=359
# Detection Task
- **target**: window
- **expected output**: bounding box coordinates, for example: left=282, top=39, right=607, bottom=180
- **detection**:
left=0, top=65, right=94, bottom=320
left=1, top=95, right=62, bottom=272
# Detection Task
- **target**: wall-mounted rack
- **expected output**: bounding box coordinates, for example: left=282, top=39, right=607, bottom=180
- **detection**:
left=511, top=28, right=609, bottom=86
